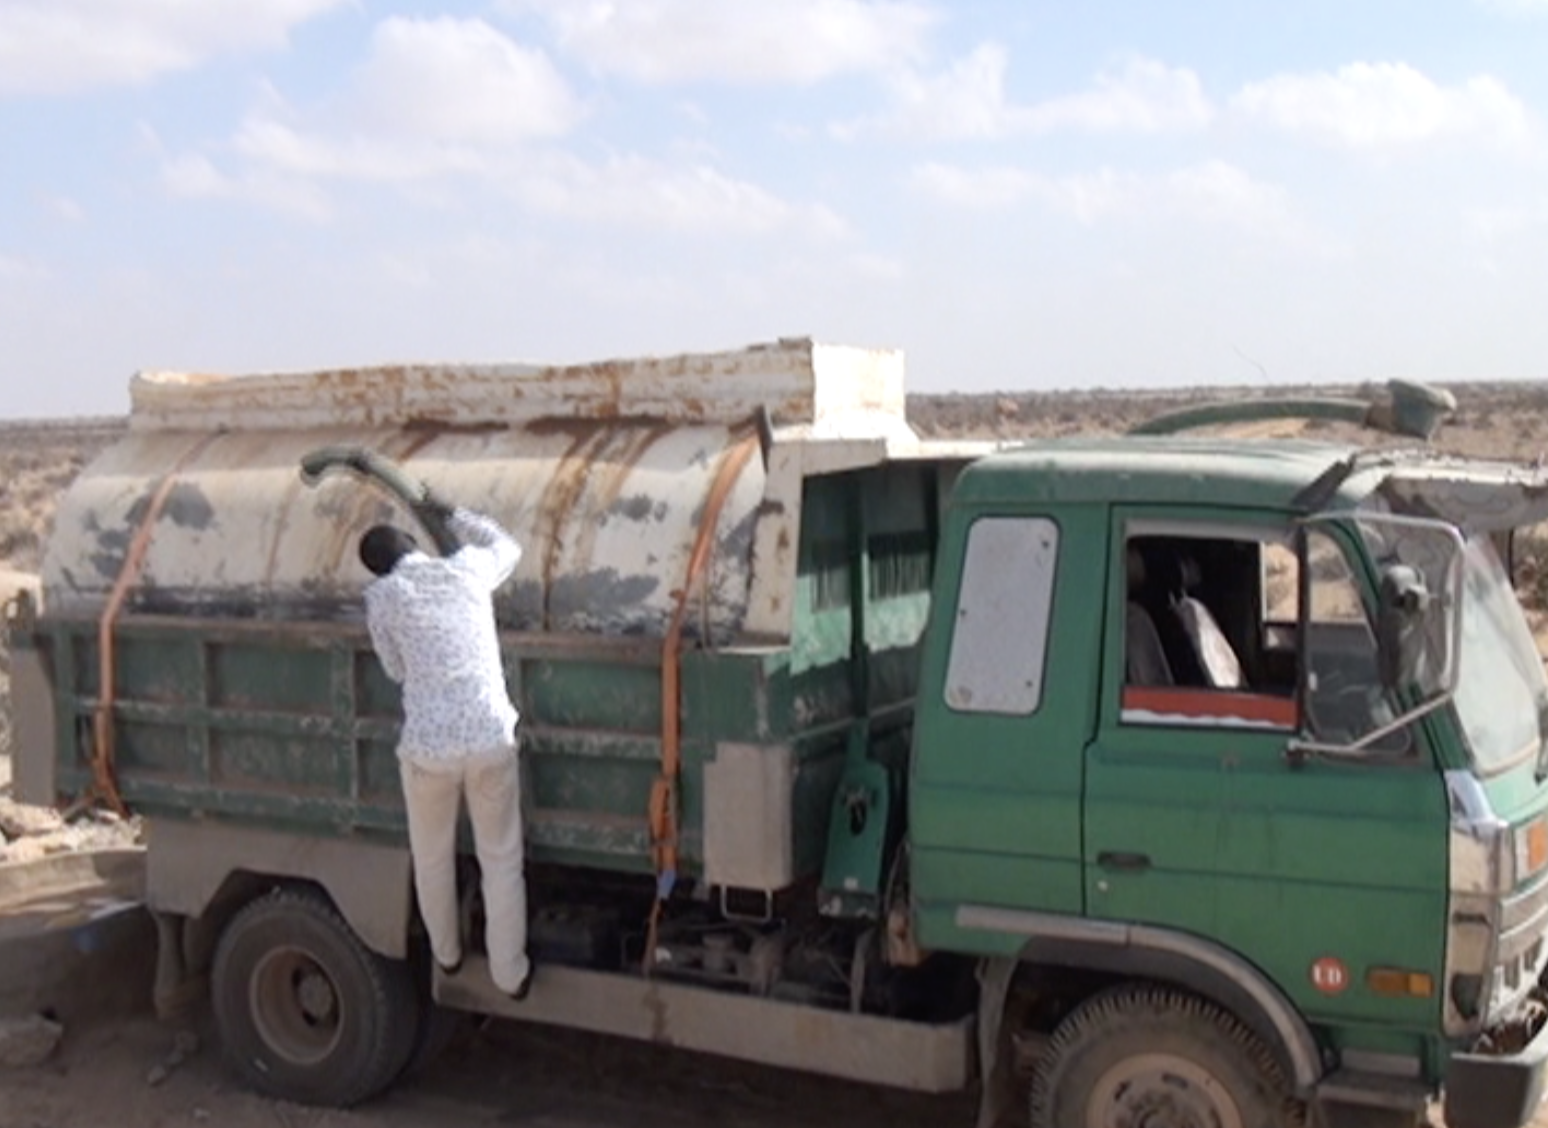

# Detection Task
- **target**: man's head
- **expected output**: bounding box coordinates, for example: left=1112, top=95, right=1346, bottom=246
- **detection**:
left=359, top=525, right=419, bottom=577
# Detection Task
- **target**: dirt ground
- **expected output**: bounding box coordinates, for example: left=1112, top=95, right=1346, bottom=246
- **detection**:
left=7, top=380, right=1548, bottom=1127
left=0, top=1011, right=973, bottom=1128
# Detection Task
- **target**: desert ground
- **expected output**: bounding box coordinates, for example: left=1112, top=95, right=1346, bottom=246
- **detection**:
left=5, top=378, right=1548, bottom=1127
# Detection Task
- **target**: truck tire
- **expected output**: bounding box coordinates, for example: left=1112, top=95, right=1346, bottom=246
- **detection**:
left=212, top=888, right=417, bottom=1107
left=1029, top=983, right=1306, bottom=1128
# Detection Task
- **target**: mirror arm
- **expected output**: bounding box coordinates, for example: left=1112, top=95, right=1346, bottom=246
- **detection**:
left=1286, top=691, right=1453, bottom=766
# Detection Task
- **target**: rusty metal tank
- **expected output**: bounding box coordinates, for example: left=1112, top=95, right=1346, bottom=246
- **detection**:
left=44, top=338, right=915, bottom=640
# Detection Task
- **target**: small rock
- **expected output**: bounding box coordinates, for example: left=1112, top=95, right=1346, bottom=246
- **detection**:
left=192, top=1109, right=209, bottom=1121
left=148, top=1028, right=201, bottom=1084
left=0, top=1014, right=63, bottom=1068
left=165, top=1030, right=198, bottom=1068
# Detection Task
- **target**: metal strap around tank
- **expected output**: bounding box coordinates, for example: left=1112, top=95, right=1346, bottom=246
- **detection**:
left=86, top=429, right=225, bottom=816
left=644, top=429, right=761, bottom=973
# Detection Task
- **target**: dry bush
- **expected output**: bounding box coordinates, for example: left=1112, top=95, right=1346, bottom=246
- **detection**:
left=1514, top=527, right=1548, bottom=613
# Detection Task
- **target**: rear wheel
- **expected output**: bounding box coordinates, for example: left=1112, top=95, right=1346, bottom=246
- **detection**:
left=1029, top=983, right=1305, bottom=1128
left=212, top=888, right=417, bottom=1107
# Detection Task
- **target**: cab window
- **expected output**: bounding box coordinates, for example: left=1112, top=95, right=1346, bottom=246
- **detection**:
left=1120, top=523, right=1408, bottom=751
left=1121, top=527, right=1297, bottom=730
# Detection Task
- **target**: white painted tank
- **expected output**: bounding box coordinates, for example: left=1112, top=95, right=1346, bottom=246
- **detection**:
left=43, top=339, right=925, bottom=642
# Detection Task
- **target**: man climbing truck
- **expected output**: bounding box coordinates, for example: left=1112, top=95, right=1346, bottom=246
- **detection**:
left=9, top=339, right=1548, bottom=1128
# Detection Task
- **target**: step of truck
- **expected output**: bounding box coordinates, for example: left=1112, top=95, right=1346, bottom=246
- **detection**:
left=1316, top=1067, right=1430, bottom=1112
left=432, top=955, right=974, bottom=1093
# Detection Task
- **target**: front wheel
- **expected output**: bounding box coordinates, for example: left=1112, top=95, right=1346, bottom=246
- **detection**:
left=1029, top=984, right=1306, bottom=1128
left=212, top=888, right=417, bottom=1107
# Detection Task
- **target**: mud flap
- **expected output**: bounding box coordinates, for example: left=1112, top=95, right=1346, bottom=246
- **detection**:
left=975, top=957, right=1021, bottom=1128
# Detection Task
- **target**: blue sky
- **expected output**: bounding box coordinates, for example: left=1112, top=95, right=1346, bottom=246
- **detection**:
left=5, top=1, right=1548, bottom=418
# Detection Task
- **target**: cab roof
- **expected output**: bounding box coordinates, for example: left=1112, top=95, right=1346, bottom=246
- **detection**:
left=952, top=436, right=1407, bottom=514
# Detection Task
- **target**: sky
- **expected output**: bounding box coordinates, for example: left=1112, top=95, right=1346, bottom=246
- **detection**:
left=5, top=2, right=1548, bottom=418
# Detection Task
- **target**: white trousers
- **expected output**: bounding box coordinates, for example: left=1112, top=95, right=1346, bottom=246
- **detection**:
left=399, top=751, right=530, bottom=994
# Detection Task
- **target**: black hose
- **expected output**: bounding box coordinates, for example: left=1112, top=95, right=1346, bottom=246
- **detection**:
left=298, top=445, right=461, bottom=556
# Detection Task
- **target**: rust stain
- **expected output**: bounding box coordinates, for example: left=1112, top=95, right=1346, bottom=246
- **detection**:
left=535, top=426, right=617, bottom=630
left=402, top=417, right=508, bottom=435
left=568, top=423, right=679, bottom=573
left=263, top=465, right=306, bottom=588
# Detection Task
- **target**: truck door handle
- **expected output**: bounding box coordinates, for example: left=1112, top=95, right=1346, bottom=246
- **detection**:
left=1097, top=851, right=1152, bottom=872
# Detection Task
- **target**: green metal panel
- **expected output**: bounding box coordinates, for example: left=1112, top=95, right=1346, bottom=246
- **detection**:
left=33, top=602, right=900, bottom=883
left=910, top=503, right=1109, bottom=949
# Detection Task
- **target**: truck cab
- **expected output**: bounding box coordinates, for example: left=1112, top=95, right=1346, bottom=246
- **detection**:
left=909, top=435, right=1548, bottom=1127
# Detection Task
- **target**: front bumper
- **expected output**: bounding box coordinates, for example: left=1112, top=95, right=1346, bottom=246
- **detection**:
left=1445, top=1008, right=1548, bottom=1128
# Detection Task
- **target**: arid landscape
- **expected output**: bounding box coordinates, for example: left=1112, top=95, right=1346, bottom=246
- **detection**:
left=6, top=377, right=1548, bottom=1128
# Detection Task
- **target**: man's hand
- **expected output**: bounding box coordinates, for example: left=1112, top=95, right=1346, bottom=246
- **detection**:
left=412, top=489, right=463, bottom=556
left=414, top=490, right=457, bottom=524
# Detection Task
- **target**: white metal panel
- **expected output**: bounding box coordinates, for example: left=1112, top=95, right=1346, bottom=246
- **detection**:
left=128, top=338, right=906, bottom=433
left=944, top=517, right=1060, bottom=715
left=703, top=742, right=795, bottom=891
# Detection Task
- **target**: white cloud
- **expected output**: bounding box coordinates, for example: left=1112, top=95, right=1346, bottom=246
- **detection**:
left=504, top=0, right=935, bottom=84
left=1231, top=62, right=1532, bottom=150
left=161, top=17, right=577, bottom=196
left=837, top=52, right=1212, bottom=141
left=0, top=253, right=47, bottom=281
left=42, top=195, right=85, bottom=222
left=161, top=16, right=839, bottom=239
left=1467, top=201, right=1548, bottom=241
left=1022, top=56, right=1213, bottom=133
left=912, top=159, right=1322, bottom=246
left=842, top=44, right=1015, bottom=140
left=910, top=163, right=1036, bottom=207
left=508, top=153, right=851, bottom=236
left=230, top=119, right=489, bottom=182
left=162, top=153, right=331, bottom=221
left=347, top=16, right=583, bottom=145
left=0, top=0, right=347, bottom=96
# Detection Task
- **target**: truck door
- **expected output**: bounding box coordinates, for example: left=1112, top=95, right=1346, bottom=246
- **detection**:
left=1084, top=508, right=1448, bottom=1031
left=910, top=505, right=1107, bottom=954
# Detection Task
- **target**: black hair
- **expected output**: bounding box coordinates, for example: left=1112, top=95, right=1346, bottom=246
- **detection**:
left=359, top=525, right=419, bottom=577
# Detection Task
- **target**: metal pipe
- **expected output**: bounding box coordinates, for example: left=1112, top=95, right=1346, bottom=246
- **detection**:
left=1128, top=379, right=1457, bottom=442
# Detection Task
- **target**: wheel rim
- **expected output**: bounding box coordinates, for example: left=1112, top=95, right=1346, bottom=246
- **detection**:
left=1084, top=1052, right=1245, bottom=1128
left=249, top=945, right=345, bottom=1066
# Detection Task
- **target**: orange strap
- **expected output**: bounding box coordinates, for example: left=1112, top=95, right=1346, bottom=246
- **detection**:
left=88, top=431, right=223, bottom=816
left=644, top=432, right=759, bottom=966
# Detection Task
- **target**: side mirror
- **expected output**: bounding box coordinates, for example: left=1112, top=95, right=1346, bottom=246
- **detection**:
left=1376, top=563, right=1441, bottom=694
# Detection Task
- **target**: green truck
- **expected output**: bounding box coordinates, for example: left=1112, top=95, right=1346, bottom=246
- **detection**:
left=9, top=339, right=1548, bottom=1128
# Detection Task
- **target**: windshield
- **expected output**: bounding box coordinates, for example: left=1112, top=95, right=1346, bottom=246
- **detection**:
left=1451, top=535, right=1548, bottom=775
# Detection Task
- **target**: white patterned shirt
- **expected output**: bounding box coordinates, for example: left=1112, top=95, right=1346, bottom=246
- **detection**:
left=364, top=509, right=521, bottom=765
